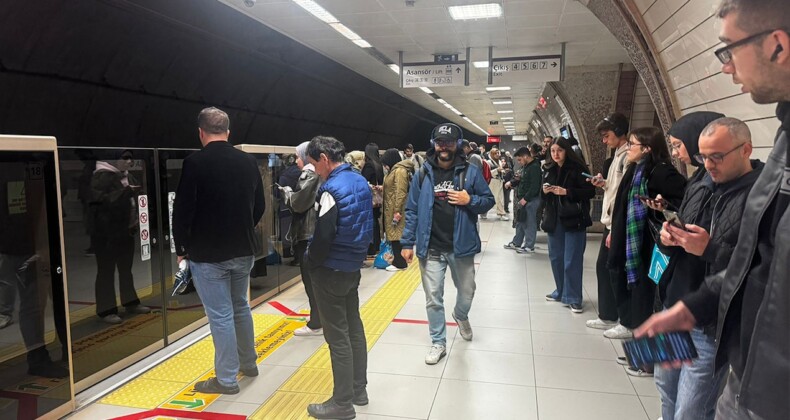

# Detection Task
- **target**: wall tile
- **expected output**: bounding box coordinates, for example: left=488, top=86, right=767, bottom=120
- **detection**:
left=667, top=59, right=698, bottom=90
left=698, top=72, right=742, bottom=103
left=660, top=35, right=690, bottom=70
left=653, top=16, right=682, bottom=51
left=751, top=147, right=772, bottom=162
left=689, top=46, right=722, bottom=80
left=644, top=0, right=672, bottom=32
left=633, top=0, right=657, bottom=14
left=746, top=118, right=781, bottom=148
left=681, top=17, right=719, bottom=61
left=675, top=82, right=706, bottom=109
left=705, top=95, right=776, bottom=120
left=674, top=0, right=717, bottom=36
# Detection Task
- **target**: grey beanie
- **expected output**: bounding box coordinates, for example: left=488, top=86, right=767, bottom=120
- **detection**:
left=296, top=141, right=309, bottom=163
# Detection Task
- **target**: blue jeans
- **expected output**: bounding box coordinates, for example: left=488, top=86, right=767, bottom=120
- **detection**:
left=190, top=255, right=257, bottom=387
left=655, top=326, right=725, bottom=420
left=419, top=250, right=476, bottom=346
left=512, top=198, right=541, bottom=250
left=547, top=224, right=586, bottom=305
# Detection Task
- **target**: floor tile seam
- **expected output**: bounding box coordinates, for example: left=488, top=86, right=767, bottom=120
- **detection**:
left=445, top=346, right=534, bottom=356
left=533, top=385, right=640, bottom=397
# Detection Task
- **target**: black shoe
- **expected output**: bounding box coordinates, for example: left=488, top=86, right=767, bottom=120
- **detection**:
left=569, top=303, right=584, bottom=313
left=307, top=399, right=355, bottom=419
left=194, top=377, right=239, bottom=394
left=353, top=389, right=368, bottom=406
left=241, top=366, right=259, bottom=377
left=28, top=361, right=69, bottom=378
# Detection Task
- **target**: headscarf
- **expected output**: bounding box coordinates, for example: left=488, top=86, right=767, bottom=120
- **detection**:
left=381, top=148, right=402, bottom=169
left=295, top=141, right=309, bottom=164
left=667, top=111, right=724, bottom=166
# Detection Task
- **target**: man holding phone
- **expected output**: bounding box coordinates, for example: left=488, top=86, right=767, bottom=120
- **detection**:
left=637, top=1, right=790, bottom=419
left=653, top=117, right=763, bottom=420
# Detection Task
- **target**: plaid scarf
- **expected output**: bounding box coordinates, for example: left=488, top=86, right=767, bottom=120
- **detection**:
left=625, top=163, right=648, bottom=287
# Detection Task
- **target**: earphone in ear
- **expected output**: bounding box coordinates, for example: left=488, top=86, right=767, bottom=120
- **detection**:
left=770, top=44, right=783, bottom=62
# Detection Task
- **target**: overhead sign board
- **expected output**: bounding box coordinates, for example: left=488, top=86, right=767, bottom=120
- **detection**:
left=401, top=61, right=466, bottom=88
left=490, top=55, right=562, bottom=85
left=487, top=136, right=501, bottom=144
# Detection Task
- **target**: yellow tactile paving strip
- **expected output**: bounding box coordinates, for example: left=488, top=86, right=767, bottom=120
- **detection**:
left=249, top=263, right=422, bottom=420
left=101, top=313, right=304, bottom=411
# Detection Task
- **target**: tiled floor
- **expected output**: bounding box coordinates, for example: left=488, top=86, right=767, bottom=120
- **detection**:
left=67, top=213, right=662, bottom=420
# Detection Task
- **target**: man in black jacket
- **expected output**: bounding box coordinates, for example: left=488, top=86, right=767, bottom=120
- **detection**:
left=173, top=107, right=265, bottom=394
left=654, top=117, right=763, bottom=420
left=636, top=1, right=790, bottom=418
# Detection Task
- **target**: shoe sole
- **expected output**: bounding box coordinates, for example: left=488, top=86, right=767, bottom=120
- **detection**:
left=570, top=308, right=584, bottom=313
left=604, top=333, right=634, bottom=339
left=451, top=314, right=473, bottom=341
left=586, top=322, right=618, bottom=330
left=425, top=351, right=447, bottom=365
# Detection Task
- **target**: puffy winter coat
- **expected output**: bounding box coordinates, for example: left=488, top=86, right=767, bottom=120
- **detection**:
left=383, top=159, right=416, bottom=241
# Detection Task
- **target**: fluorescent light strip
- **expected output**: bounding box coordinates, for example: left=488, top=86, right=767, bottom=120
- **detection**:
left=388, top=64, right=400, bottom=74
left=448, top=3, right=503, bottom=20
left=473, top=61, right=489, bottom=68
left=486, top=86, right=511, bottom=92
left=437, top=99, right=448, bottom=105
left=497, top=110, right=514, bottom=114
left=420, top=87, right=434, bottom=94
left=353, top=39, right=372, bottom=48
left=492, top=100, right=513, bottom=105
left=500, top=117, right=514, bottom=120
left=329, top=22, right=362, bottom=41
left=292, top=0, right=339, bottom=23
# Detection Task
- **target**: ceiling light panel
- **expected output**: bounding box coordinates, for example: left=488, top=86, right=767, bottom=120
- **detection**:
left=292, top=0, right=339, bottom=24
left=500, top=117, right=514, bottom=120
left=486, top=86, right=511, bottom=92
left=492, top=100, right=513, bottom=105
left=388, top=64, right=400, bottom=74
left=497, top=110, right=514, bottom=114
left=448, top=3, right=503, bottom=21
left=420, top=87, right=434, bottom=94
left=352, top=39, right=371, bottom=48
left=473, top=61, right=489, bottom=68
left=329, top=22, right=362, bottom=40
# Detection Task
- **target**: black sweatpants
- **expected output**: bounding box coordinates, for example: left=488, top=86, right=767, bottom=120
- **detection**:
left=610, top=267, right=655, bottom=330
left=596, top=229, right=618, bottom=322
left=294, top=240, right=321, bottom=329
left=390, top=240, right=407, bottom=269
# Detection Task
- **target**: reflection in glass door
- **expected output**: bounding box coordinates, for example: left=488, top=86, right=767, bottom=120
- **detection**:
left=58, top=148, right=164, bottom=388
left=0, top=138, right=73, bottom=419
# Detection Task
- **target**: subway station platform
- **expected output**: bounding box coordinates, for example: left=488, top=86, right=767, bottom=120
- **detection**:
left=66, top=216, right=661, bottom=420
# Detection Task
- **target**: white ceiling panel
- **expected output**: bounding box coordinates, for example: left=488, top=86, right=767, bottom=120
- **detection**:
left=388, top=7, right=450, bottom=23
left=335, top=12, right=398, bottom=27
left=506, top=1, right=566, bottom=16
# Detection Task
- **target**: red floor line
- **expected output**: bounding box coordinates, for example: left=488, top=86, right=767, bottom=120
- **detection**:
left=392, top=318, right=458, bottom=327
left=0, top=390, right=37, bottom=419
left=110, top=408, right=245, bottom=420
left=268, top=301, right=300, bottom=316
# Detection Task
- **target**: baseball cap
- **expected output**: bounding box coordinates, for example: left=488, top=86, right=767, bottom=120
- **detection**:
left=431, top=123, right=463, bottom=143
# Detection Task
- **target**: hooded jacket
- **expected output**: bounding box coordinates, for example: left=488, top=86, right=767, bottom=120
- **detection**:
left=90, top=161, right=139, bottom=238
left=283, top=163, right=320, bottom=243
left=401, top=149, right=494, bottom=259
left=383, top=159, right=416, bottom=241
left=682, top=103, right=790, bottom=419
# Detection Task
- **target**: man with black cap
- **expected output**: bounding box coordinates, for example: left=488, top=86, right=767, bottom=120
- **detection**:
left=401, top=123, right=494, bottom=365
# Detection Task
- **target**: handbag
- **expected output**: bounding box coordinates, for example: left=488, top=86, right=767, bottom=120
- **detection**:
left=648, top=244, right=670, bottom=284
left=371, top=184, right=383, bottom=208
left=557, top=196, right=582, bottom=220
left=373, top=240, right=393, bottom=269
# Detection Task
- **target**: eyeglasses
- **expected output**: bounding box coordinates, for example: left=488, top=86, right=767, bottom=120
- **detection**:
left=626, top=141, right=644, bottom=149
left=434, top=138, right=456, bottom=147
left=714, top=29, right=778, bottom=64
left=693, top=143, right=745, bottom=165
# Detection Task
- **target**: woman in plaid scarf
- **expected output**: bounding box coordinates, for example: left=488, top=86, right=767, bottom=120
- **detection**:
left=607, top=127, right=686, bottom=376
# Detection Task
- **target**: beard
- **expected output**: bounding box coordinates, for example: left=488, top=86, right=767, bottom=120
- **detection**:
left=437, top=150, right=455, bottom=162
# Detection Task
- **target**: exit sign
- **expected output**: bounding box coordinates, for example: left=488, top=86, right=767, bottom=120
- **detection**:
left=487, top=136, right=501, bottom=143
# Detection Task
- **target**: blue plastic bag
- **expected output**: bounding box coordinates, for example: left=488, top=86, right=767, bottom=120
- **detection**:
left=648, top=244, right=670, bottom=284
left=373, top=240, right=393, bottom=269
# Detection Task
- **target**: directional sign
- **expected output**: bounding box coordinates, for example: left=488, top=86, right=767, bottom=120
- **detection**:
left=168, top=192, right=176, bottom=254
left=138, top=195, right=151, bottom=261
left=402, top=61, right=466, bottom=88
left=490, top=55, right=562, bottom=85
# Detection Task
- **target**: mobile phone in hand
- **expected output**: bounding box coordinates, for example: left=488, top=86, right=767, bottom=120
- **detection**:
left=663, top=209, right=687, bottom=231
left=622, top=331, right=698, bottom=369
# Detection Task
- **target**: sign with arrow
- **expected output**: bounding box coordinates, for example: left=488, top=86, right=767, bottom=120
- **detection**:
left=490, top=55, right=562, bottom=85
left=401, top=61, right=467, bottom=88
left=169, top=398, right=205, bottom=409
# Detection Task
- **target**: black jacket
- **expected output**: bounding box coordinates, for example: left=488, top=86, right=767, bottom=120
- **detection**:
left=608, top=161, right=686, bottom=271
left=683, top=102, right=790, bottom=419
left=540, top=160, right=596, bottom=232
left=89, top=163, right=140, bottom=238
left=659, top=161, right=764, bottom=314
left=173, top=141, right=265, bottom=263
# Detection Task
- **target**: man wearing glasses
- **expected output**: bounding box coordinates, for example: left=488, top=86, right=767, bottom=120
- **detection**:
left=636, top=1, right=790, bottom=419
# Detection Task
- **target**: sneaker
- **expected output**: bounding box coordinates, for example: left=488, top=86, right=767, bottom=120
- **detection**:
left=307, top=398, right=355, bottom=420
left=126, top=305, right=151, bottom=314
left=194, top=377, right=240, bottom=394
left=604, top=324, right=633, bottom=339
left=293, top=326, right=323, bottom=337
left=500, top=215, right=509, bottom=221
left=240, top=366, right=259, bottom=377
left=425, top=344, right=447, bottom=365
left=102, top=314, right=123, bottom=324
left=516, top=247, right=534, bottom=254
left=616, top=356, right=629, bottom=366
left=545, top=293, right=560, bottom=302
left=360, top=261, right=372, bottom=269
left=586, top=318, right=619, bottom=330
left=569, top=303, right=584, bottom=313
left=503, top=242, right=518, bottom=250
left=353, top=388, right=369, bottom=406
left=480, top=214, right=488, bottom=220
left=452, top=313, right=473, bottom=341
left=626, top=366, right=654, bottom=377
left=385, top=265, right=404, bottom=272
left=0, top=314, right=12, bottom=329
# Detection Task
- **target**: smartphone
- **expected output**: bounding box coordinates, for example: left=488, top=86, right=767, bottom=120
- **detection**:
left=622, top=331, right=698, bottom=368
left=274, top=182, right=283, bottom=189
left=663, top=209, right=687, bottom=230
left=581, top=172, right=594, bottom=179
left=543, top=183, right=551, bottom=188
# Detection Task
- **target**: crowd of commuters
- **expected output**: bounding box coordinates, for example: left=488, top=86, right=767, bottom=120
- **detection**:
left=165, top=0, right=787, bottom=418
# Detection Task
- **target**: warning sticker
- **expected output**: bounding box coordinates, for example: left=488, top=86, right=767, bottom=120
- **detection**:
left=7, top=181, right=26, bottom=215
left=138, top=195, right=151, bottom=261
left=168, top=192, right=176, bottom=254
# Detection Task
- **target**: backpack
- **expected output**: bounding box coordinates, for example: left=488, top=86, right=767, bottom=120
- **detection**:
left=480, top=159, right=492, bottom=184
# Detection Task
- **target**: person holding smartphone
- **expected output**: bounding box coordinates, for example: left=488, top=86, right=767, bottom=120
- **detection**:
left=652, top=117, right=763, bottom=420
left=607, top=127, right=686, bottom=377
left=540, top=137, right=596, bottom=313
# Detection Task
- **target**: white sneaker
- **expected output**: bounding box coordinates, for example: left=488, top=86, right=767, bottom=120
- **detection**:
left=425, top=344, right=447, bottom=365
left=102, top=314, right=123, bottom=324
left=452, top=313, right=473, bottom=341
left=516, top=247, right=534, bottom=254
left=616, top=356, right=629, bottom=366
left=586, top=318, right=619, bottom=330
left=385, top=265, right=404, bottom=272
left=500, top=215, right=509, bottom=221
left=503, top=242, right=518, bottom=250
left=603, top=324, right=633, bottom=339
left=293, top=326, right=323, bottom=337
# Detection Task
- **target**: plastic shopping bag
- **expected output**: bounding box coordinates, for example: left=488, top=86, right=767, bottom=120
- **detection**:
left=373, top=240, right=393, bottom=269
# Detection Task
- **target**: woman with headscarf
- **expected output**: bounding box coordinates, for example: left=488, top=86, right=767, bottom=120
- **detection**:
left=541, top=138, right=596, bottom=313
left=362, top=143, right=385, bottom=257
left=606, top=127, right=686, bottom=376
left=381, top=148, right=416, bottom=271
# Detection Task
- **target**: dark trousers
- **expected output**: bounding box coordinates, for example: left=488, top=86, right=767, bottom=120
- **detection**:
left=503, top=187, right=511, bottom=212
left=390, top=240, right=407, bottom=269
left=93, top=234, right=141, bottom=317
left=610, top=267, right=655, bottom=330
left=311, top=266, right=367, bottom=406
left=368, top=209, right=381, bottom=256
left=596, top=229, right=618, bottom=322
left=294, top=240, right=321, bottom=329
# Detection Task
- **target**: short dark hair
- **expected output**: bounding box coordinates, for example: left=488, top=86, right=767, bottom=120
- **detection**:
left=198, top=107, right=230, bottom=134
left=479, top=143, right=486, bottom=150
left=543, top=135, right=553, bottom=140
left=529, top=143, right=542, bottom=157
left=460, top=139, right=470, bottom=149
left=595, top=112, right=629, bottom=136
left=630, top=126, right=672, bottom=165
left=514, top=147, right=531, bottom=157
left=307, top=136, right=346, bottom=163
left=718, top=0, right=790, bottom=34
left=405, top=143, right=414, bottom=151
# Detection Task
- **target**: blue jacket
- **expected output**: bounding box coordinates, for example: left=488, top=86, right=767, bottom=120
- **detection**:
left=309, top=163, right=373, bottom=272
left=401, top=153, right=494, bottom=259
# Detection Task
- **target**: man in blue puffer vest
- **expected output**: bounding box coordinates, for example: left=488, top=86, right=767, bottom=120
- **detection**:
left=401, top=123, right=495, bottom=365
left=305, top=136, right=373, bottom=420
